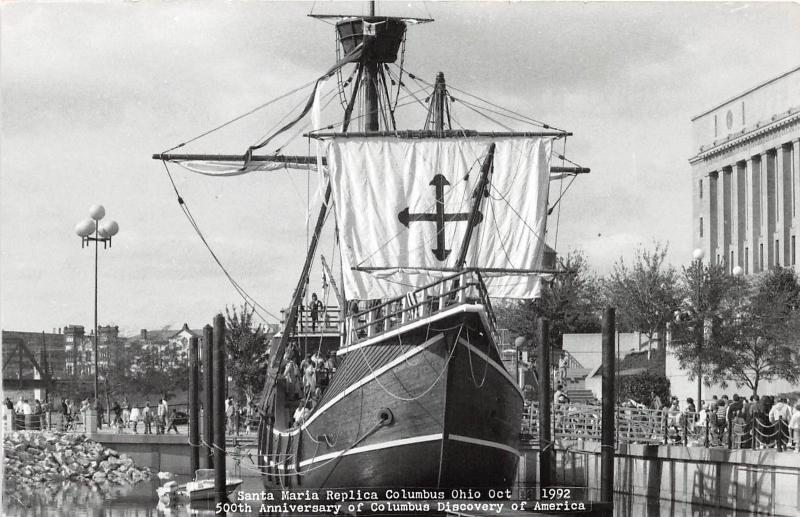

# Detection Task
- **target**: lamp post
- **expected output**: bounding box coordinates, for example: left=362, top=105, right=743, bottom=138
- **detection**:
left=692, top=248, right=705, bottom=407
left=74, top=205, right=119, bottom=407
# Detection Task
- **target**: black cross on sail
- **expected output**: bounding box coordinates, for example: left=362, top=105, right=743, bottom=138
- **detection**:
left=397, top=173, right=484, bottom=261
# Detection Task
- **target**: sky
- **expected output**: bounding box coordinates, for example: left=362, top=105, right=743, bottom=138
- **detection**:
left=2, top=1, right=799, bottom=336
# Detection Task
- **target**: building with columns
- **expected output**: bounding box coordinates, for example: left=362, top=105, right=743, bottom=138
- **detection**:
left=691, top=66, right=800, bottom=274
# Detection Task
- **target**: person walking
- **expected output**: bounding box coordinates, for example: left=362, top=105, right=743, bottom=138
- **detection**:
left=225, top=398, right=235, bottom=433
left=789, top=403, right=800, bottom=453
left=769, top=397, right=792, bottom=450
left=143, top=402, right=153, bottom=434
left=122, top=399, right=130, bottom=430
left=112, top=401, right=122, bottom=428
left=129, top=405, right=140, bottom=434
left=157, top=398, right=168, bottom=434
left=166, top=408, right=179, bottom=434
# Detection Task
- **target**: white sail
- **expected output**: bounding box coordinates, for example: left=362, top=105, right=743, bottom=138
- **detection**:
left=327, top=136, right=552, bottom=299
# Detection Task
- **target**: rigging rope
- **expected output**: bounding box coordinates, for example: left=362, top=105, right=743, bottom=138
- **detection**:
left=160, top=79, right=318, bottom=155
left=159, top=161, right=281, bottom=323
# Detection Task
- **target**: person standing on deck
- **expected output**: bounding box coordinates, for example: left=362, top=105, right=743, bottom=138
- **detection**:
left=309, top=292, right=323, bottom=331
left=303, top=361, right=317, bottom=398
left=284, top=360, right=299, bottom=400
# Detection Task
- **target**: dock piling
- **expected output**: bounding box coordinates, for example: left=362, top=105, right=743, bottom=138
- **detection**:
left=212, top=314, right=227, bottom=504
left=189, top=335, right=200, bottom=476
left=600, top=307, right=616, bottom=515
left=203, top=324, right=214, bottom=469
left=536, top=316, right=553, bottom=489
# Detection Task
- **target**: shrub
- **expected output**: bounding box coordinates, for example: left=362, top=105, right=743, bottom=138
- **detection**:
left=617, top=372, right=670, bottom=406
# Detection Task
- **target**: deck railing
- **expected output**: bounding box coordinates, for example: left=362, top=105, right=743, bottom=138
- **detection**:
left=346, top=270, right=496, bottom=346
left=281, top=305, right=341, bottom=334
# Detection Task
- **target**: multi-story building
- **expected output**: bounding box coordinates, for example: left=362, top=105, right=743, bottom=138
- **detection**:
left=690, top=66, right=800, bottom=273
left=2, top=329, right=67, bottom=380
left=64, top=324, right=119, bottom=376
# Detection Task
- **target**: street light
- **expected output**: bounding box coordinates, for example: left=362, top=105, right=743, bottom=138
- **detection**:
left=692, top=248, right=704, bottom=407
left=75, top=204, right=119, bottom=407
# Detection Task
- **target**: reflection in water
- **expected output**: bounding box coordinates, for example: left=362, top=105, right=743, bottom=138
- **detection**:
left=2, top=478, right=767, bottom=517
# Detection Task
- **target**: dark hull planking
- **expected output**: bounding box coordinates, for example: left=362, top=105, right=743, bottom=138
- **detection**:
left=261, top=308, right=522, bottom=490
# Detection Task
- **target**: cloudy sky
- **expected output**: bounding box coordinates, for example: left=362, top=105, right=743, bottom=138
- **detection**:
left=2, top=1, right=799, bottom=335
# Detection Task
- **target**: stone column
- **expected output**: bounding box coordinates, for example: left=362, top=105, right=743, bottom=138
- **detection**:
left=748, top=156, right=761, bottom=273
left=709, top=171, right=719, bottom=265
left=793, top=139, right=800, bottom=270
left=763, top=150, right=775, bottom=268
left=734, top=161, right=746, bottom=267
left=722, top=166, right=732, bottom=269
left=778, top=143, right=791, bottom=266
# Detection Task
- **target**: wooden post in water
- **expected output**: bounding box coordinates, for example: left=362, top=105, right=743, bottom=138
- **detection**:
left=600, top=307, right=616, bottom=514
left=189, top=336, right=200, bottom=476
left=213, top=314, right=227, bottom=504
left=203, top=324, right=214, bottom=469
left=536, top=316, right=553, bottom=489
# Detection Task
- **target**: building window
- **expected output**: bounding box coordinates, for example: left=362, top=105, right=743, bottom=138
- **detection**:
left=792, top=236, right=796, bottom=266
left=700, top=179, right=703, bottom=199
left=745, top=247, right=749, bottom=274
left=776, top=239, right=780, bottom=266
left=730, top=251, right=734, bottom=272
left=699, top=217, right=704, bottom=237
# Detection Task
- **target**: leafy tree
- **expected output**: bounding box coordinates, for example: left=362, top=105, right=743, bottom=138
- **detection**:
left=496, top=250, right=602, bottom=349
left=225, top=304, right=271, bottom=404
left=720, top=267, right=800, bottom=394
left=670, top=259, right=736, bottom=389
left=605, top=242, right=681, bottom=346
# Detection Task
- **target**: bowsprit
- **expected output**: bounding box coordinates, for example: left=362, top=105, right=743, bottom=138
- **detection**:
left=397, top=173, right=483, bottom=261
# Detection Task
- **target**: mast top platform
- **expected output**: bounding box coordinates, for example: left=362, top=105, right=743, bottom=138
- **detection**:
left=309, top=14, right=431, bottom=64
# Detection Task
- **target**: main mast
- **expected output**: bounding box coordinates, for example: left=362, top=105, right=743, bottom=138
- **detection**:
left=264, top=9, right=413, bottom=425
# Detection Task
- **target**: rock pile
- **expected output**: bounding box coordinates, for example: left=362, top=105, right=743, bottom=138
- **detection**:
left=3, top=431, right=152, bottom=493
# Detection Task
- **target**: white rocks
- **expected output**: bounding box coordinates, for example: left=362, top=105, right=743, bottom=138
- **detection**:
left=3, top=431, right=152, bottom=498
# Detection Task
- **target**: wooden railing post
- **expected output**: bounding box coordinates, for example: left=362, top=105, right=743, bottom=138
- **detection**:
left=367, top=309, right=375, bottom=338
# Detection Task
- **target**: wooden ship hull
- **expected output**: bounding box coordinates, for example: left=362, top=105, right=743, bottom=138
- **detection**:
left=259, top=276, right=522, bottom=489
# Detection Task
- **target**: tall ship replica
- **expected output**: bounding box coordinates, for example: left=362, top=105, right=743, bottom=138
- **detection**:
left=154, top=4, right=587, bottom=490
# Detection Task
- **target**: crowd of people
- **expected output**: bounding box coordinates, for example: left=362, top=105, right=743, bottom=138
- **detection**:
left=625, top=391, right=800, bottom=451
left=281, top=342, right=338, bottom=427
left=4, top=393, right=264, bottom=436
left=4, top=397, right=50, bottom=430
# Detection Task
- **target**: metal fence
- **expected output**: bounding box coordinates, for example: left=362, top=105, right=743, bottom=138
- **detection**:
left=522, top=402, right=799, bottom=451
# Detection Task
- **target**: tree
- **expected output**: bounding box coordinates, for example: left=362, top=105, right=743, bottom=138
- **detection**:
left=225, top=304, right=271, bottom=404
left=670, top=259, right=737, bottom=392
left=720, top=267, right=800, bottom=394
left=604, top=242, right=681, bottom=348
left=496, top=250, right=602, bottom=348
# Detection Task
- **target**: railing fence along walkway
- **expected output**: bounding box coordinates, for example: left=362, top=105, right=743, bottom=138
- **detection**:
left=522, top=402, right=797, bottom=451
